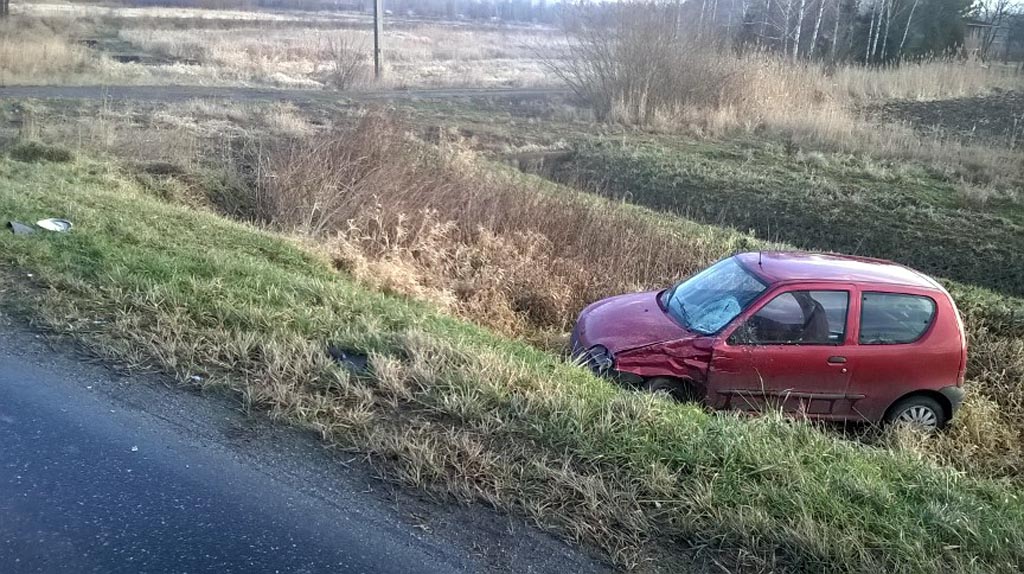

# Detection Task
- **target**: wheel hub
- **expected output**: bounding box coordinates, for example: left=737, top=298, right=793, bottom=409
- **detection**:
left=896, top=405, right=939, bottom=430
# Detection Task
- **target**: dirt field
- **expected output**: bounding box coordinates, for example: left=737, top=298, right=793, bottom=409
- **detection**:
left=875, top=89, right=1024, bottom=145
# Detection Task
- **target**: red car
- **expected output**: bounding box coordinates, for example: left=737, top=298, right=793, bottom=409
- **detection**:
left=571, top=252, right=967, bottom=430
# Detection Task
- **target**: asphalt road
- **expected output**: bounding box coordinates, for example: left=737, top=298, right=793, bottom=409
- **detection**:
left=0, top=322, right=601, bottom=574
left=0, top=85, right=568, bottom=105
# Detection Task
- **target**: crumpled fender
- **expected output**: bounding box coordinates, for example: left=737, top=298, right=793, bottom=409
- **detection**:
left=615, top=338, right=714, bottom=383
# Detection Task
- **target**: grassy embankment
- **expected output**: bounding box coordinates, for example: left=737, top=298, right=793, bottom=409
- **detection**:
left=553, top=137, right=1024, bottom=475
left=66, top=107, right=1021, bottom=481
left=216, top=116, right=1023, bottom=483
left=2, top=144, right=1024, bottom=573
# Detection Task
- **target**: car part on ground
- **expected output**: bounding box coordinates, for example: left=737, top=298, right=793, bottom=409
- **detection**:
left=7, top=221, right=35, bottom=235
left=7, top=218, right=73, bottom=234
left=36, top=218, right=73, bottom=232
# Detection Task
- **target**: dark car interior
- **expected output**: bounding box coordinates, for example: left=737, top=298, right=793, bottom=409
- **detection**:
left=731, top=291, right=845, bottom=345
left=859, top=293, right=936, bottom=344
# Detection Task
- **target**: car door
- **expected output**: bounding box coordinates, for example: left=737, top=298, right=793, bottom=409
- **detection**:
left=706, top=285, right=855, bottom=418
left=839, top=287, right=956, bottom=422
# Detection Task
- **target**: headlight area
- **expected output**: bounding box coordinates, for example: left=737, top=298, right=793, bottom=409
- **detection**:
left=574, top=345, right=643, bottom=386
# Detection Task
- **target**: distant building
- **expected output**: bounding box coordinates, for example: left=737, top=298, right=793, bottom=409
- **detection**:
left=965, top=18, right=1001, bottom=56
left=964, top=15, right=1024, bottom=62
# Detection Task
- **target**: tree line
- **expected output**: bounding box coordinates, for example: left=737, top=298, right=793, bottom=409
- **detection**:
left=736, top=0, right=1000, bottom=62
left=570, top=0, right=1022, bottom=63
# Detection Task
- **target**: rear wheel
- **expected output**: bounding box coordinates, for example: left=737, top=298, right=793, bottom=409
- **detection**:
left=643, top=377, right=702, bottom=403
left=885, top=395, right=948, bottom=431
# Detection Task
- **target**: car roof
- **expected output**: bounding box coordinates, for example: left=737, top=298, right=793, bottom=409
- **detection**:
left=735, top=251, right=941, bottom=290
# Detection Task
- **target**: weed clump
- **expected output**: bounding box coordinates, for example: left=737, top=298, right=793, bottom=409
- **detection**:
left=9, top=140, right=74, bottom=163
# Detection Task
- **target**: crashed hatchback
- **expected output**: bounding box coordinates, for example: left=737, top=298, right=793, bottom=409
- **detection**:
left=571, top=252, right=967, bottom=430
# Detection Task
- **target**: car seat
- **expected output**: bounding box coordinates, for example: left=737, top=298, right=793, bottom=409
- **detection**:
left=794, top=293, right=830, bottom=344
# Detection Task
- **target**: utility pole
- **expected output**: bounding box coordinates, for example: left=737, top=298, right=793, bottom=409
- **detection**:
left=373, top=0, right=384, bottom=80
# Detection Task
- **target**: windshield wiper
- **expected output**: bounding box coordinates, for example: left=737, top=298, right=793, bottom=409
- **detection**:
left=676, top=301, right=690, bottom=329
left=663, top=282, right=680, bottom=307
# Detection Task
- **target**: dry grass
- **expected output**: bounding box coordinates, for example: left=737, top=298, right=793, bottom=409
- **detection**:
left=6, top=0, right=561, bottom=88
left=0, top=16, right=98, bottom=84
left=598, top=51, right=1024, bottom=190
left=884, top=392, right=1023, bottom=477
left=834, top=60, right=1024, bottom=101
left=116, top=24, right=561, bottom=89
left=244, top=113, right=763, bottom=341
left=18, top=1, right=370, bottom=25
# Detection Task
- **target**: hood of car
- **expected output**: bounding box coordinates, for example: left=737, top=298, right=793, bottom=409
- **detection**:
left=575, top=290, right=687, bottom=354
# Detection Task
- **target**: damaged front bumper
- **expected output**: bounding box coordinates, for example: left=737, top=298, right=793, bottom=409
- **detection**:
left=570, top=335, right=643, bottom=387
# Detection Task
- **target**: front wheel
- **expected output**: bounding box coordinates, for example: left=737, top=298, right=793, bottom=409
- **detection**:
left=885, top=395, right=948, bottom=431
left=643, top=377, right=702, bottom=403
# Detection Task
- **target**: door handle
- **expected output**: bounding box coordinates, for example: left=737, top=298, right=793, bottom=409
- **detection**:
left=827, top=356, right=847, bottom=364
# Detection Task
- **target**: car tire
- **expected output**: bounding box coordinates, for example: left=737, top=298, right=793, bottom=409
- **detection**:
left=885, top=395, right=948, bottom=431
left=643, top=377, right=702, bottom=403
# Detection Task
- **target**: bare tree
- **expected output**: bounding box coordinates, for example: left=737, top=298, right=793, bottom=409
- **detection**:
left=809, top=0, right=828, bottom=57
left=866, top=0, right=877, bottom=61
left=545, top=1, right=744, bottom=125
left=897, top=0, right=921, bottom=57
left=881, top=0, right=894, bottom=61
left=320, top=37, right=368, bottom=90
left=782, top=0, right=795, bottom=54
left=760, top=0, right=774, bottom=45
left=793, top=0, right=808, bottom=57
left=1004, top=5, right=1024, bottom=63
left=830, top=0, right=843, bottom=59
left=977, top=0, right=1016, bottom=59
left=870, top=0, right=886, bottom=61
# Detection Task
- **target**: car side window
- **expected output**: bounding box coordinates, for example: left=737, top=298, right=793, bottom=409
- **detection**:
left=859, top=292, right=936, bottom=345
left=730, top=290, right=849, bottom=346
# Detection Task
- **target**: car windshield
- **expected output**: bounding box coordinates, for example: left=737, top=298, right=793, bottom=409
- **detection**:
left=661, top=258, right=767, bottom=335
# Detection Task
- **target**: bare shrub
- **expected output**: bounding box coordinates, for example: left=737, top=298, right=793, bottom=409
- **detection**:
left=319, top=36, right=367, bottom=90
left=549, top=2, right=830, bottom=125
left=245, top=112, right=761, bottom=338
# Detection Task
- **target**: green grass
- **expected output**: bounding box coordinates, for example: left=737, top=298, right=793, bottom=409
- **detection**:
left=9, top=140, right=75, bottom=163
left=3, top=156, right=1024, bottom=573
left=562, top=139, right=1024, bottom=298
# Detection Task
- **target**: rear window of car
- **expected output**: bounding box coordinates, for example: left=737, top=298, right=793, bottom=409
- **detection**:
left=859, top=292, right=936, bottom=345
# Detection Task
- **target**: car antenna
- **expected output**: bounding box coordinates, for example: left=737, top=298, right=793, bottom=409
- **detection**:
left=758, top=250, right=763, bottom=266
